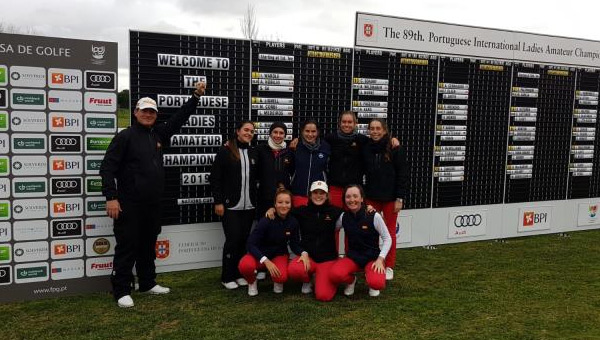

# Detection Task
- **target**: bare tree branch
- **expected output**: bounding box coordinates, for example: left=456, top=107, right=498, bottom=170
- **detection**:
left=239, top=3, right=258, bottom=40
left=0, top=22, right=38, bottom=35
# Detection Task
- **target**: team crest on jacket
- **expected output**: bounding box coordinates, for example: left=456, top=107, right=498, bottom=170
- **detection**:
left=324, top=214, right=332, bottom=221
left=318, top=153, right=324, bottom=159
left=361, top=224, right=369, bottom=230
left=351, top=142, right=357, bottom=147
left=155, top=240, right=170, bottom=259
left=157, top=142, right=162, bottom=149
left=285, top=230, right=291, bottom=236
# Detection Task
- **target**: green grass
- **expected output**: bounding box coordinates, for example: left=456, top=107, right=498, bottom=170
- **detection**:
left=2, top=230, right=600, bottom=339
left=118, top=108, right=131, bottom=128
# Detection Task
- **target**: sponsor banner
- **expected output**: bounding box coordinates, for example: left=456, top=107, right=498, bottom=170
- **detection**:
left=84, top=92, right=117, bottom=112
left=49, top=155, right=83, bottom=175
left=0, top=65, right=7, bottom=86
left=50, top=259, right=85, bottom=280
left=10, top=88, right=46, bottom=110
left=48, top=90, right=83, bottom=111
left=577, top=202, right=600, bottom=227
left=84, top=70, right=116, bottom=91
left=14, top=262, right=49, bottom=283
left=50, top=197, right=83, bottom=218
left=51, top=218, right=83, bottom=238
left=10, top=111, right=47, bottom=132
left=0, top=222, right=10, bottom=242
left=0, top=133, right=8, bottom=153
left=10, top=66, right=46, bottom=88
left=154, top=229, right=223, bottom=266
left=0, top=200, right=10, bottom=220
left=85, top=135, right=112, bottom=153
left=84, top=113, right=117, bottom=133
left=50, top=177, right=83, bottom=196
left=0, top=265, right=11, bottom=285
left=13, top=220, right=48, bottom=241
left=448, top=211, right=487, bottom=238
left=12, top=155, right=47, bottom=176
left=85, top=176, right=102, bottom=195
left=518, top=207, right=552, bottom=232
left=85, top=236, right=115, bottom=257
left=84, top=155, right=103, bottom=175
left=85, top=197, right=106, bottom=216
left=85, top=216, right=113, bottom=237
left=0, top=156, right=8, bottom=176
left=49, top=134, right=82, bottom=153
left=12, top=177, right=47, bottom=198
left=0, top=111, right=8, bottom=131
left=50, top=239, right=84, bottom=260
left=0, top=178, right=8, bottom=198
left=0, top=89, right=6, bottom=108
left=0, top=243, right=11, bottom=263
left=48, top=68, right=83, bottom=90
left=48, top=112, right=82, bottom=133
left=13, top=241, right=49, bottom=263
left=85, top=256, right=113, bottom=277
left=12, top=198, right=48, bottom=220
left=11, top=133, right=47, bottom=154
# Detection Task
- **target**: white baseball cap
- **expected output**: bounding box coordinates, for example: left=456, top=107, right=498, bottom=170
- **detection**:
left=310, top=181, right=328, bottom=193
left=136, top=97, right=158, bottom=112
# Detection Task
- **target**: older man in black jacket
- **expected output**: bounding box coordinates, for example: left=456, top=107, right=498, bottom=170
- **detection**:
left=100, top=82, right=206, bottom=308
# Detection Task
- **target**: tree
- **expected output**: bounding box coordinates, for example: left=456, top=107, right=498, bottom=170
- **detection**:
left=239, top=4, right=259, bottom=40
left=117, top=89, right=130, bottom=109
left=0, top=22, right=38, bottom=35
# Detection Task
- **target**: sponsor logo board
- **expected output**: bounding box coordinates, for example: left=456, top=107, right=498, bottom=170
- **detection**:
left=0, top=201, right=10, bottom=220
left=50, top=177, right=82, bottom=196
left=49, top=155, right=83, bottom=175
left=85, top=216, right=113, bottom=237
left=86, top=236, right=115, bottom=257
left=518, top=207, right=552, bottom=232
left=577, top=203, right=600, bottom=227
left=0, top=133, right=8, bottom=153
left=0, top=265, right=12, bottom=285
left=14, top=262, right=49, bottom=283
left=13, top=241, right=49, bottom=263
left=12, top=177, right=47, bottom=198
left=48, top=68, right=82, bottom=90
left=448, top=211, right=487, bottom=238
left=13, top=220, right=48, bottom=241
left=85, top=135, right=112, bottom=153
left=86, top=256, right=112, bottom=277
left=11, top=88, right=46, bottom=110
left=48, top=90, right=82, bottom=111
left=12, top=198, right=48, bottom=220
left=0, top=111, right=8, bottom=131
left=84, top=92, right=116, bottom=112
left=51, top=259, right=85, bottom=280
left=51, top=219, right=83, bottom=239
left=0, top=178, right=8, bottom=198
left=49, top=134, right=82, bottom=153
left=0, top=156, right=9, bottom=176
left=85, top=176, right=103, bottom=195
left=0, top=222, right=10, bottom=242
left=10, top=66, right=46, bottom=88
left=0, top=244, right=11, bottom=263
left=50, top=197, right=83, bottom=218
left=48, top=112, right=82, bottom=133
left=84, top=113, right=116, bottom=133
left=0, top=65, right=7, bottom=86
left=12, top=155, right=47, bottom=176
left=10, top=111, right=47, bottom=132
left=51, top=239, right=84, bottom=260
left=85, top=197, right=106, bottom=216
left=85, top=156, right=103, bottom=175
left=11, top=133, right=47, bottom=154
left=84, top=71, right=116, bottom=91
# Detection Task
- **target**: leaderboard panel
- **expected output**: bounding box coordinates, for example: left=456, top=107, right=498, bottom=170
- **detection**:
left=569, top=68, right=599, bottom=199
left=432, top=57, right=510, bottom=208
left=130, top=31, right=251, bottom=225
left=389, top=52, right=438, bottom=209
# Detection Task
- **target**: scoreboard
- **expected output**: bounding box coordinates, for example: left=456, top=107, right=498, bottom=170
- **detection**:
left=131, top=17, right=600, bottom=228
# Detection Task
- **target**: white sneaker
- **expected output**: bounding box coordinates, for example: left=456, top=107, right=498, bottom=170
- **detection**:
left=256, top=272, right=266, bottom=280
left=248, top=281, right=258, bottom=296
left=301, top=282, right=313, bottom=294
left=146, top=284, right=170, bottom=295
left=273, top=282, right=284, bottom=293
left=117, top=295, right=134, bottom=308
left=222, top=281, right=239, bottom=290
left=369, top=288, right=380, bottom=297
left=344, top=277, right=357, bottom=296
left=236, top=278, right=248, bottom=286
left=385, top=267, right=394, bottom=281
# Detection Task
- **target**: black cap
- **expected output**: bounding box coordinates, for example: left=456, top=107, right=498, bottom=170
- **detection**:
left=269, top=122, right=287, bottom=136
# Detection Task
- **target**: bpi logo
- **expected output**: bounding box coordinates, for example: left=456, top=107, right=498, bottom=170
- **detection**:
left=364, top=23, right=374, bottom=37
left=53, top=159, right=80, bottom=171
left=51, top=116, right=79, bottom=128
left=156, top=240, right=170, bottom=259
left=54, top=243, right=81, bottom=255
left=53, top=201, right=80, bottom=214
left=51, top=72, right=79, bottom=85
left=523, top=211, right=548, bottom=226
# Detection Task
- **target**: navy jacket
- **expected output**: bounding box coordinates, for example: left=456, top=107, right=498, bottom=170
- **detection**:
left=256, top=144, right=293, bottom=201
left=290, top=139, right=331, bottom=196
left=247, top=215, right=303, bottom=261
left=293, top=202, right=343, bottom=263
left=342, top=207, right=380, bottom=267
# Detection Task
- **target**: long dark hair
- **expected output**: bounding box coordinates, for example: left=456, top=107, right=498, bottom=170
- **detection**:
left=369, top=118, right=393, bottom=162
left=227, top=120, right=254, bottom=161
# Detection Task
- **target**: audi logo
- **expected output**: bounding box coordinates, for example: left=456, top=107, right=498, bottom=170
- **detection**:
left=55, top=180, right=79, bottom=189
left=454, top=214, right=482, bottom=227
left=56, top=222, right=79, bottom=230
left=89, top=75, right=112, bottom=83
left=54, top=138, right=78, bottom=145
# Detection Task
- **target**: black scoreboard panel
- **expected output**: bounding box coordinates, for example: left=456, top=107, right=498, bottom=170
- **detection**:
left=390, top=53, right=438, bottom=209
left=569, top=68, right=599, bottom=198
left=130, top=31, right=250, bottom=225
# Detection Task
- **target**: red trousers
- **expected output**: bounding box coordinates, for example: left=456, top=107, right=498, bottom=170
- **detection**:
left=238, top=254, right=289, bottom=284
left=329, top=257, right=386, bottom=291
left=366, top=199, right=398, bottom=268
left=292, top=195, right=309, bottom=208
left=288, top=257, right=337, bottom=302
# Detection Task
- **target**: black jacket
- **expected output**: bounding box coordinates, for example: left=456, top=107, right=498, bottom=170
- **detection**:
left=325, top=133, right=369, bottom=187
left=361, top=138, right=410, bottom=202
left=293, top=202, right=343, bottom=263
left=100, top=95, right=199, bottom=204
left=209, top=142, right=258, bottom=208
left=247, top=215, right=303, bottom=261
left=256, top=144, right=293, bottom=201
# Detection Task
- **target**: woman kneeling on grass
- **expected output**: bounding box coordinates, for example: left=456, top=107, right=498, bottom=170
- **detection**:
left=329, top=184, right=391, bottom=297
left=238, top=189, right=303, bottom=296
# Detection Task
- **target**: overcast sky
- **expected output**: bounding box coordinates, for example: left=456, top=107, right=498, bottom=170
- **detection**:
left=2, top=0, right=599, bottom=91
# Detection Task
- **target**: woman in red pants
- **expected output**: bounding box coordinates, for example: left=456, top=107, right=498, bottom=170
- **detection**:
left=329, top=184, right=392, bottom=297
left=238, top=189, right=303, bottom=296
left=361, top=119, right=409, bottom=281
